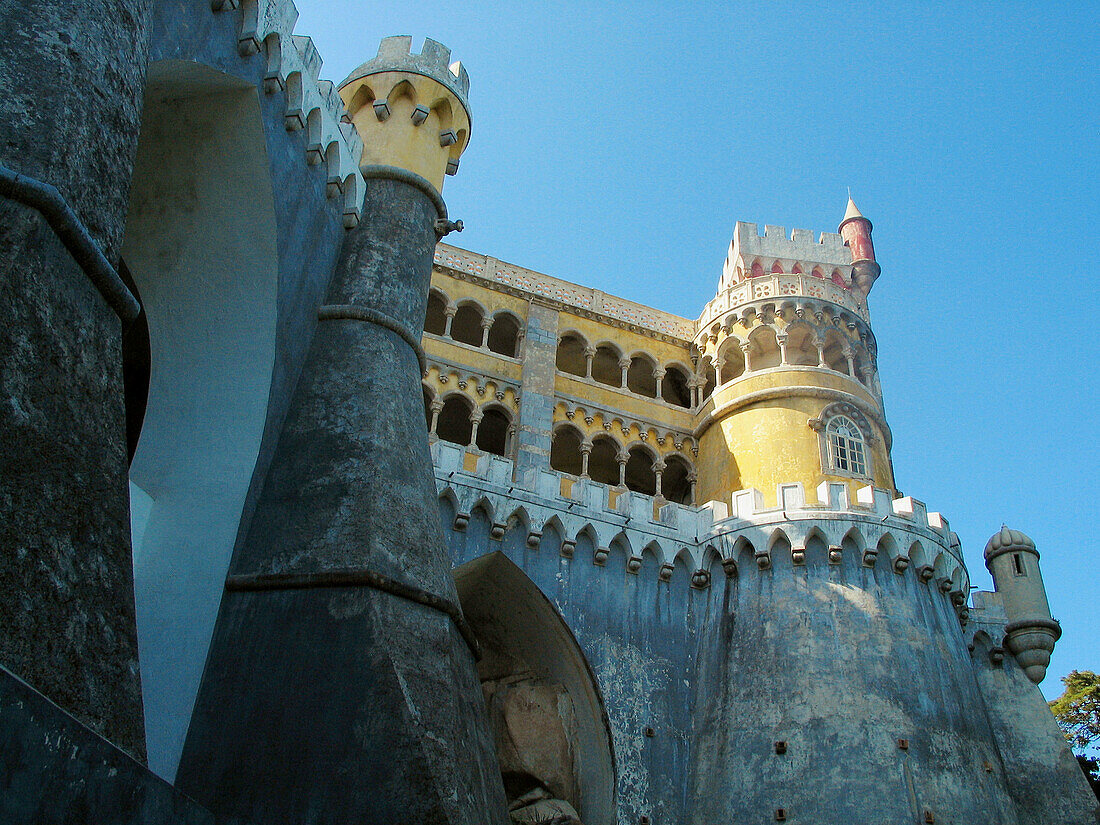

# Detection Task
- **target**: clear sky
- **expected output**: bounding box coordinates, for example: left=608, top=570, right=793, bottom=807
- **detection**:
left=294, top=1, right=1099, bottom=699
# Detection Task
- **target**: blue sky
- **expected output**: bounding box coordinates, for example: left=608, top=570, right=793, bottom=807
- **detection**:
left=295, top=1, right=1099, bottom=698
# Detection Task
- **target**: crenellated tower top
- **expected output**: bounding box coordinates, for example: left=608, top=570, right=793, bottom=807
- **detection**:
left=338, top=36, right=472, bottom=191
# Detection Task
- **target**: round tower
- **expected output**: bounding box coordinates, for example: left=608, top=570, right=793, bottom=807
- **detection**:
left=338, top=35, right=471, bottom=191
left=984, top=526, right=1061, bottom=683
left=693, top=202, right=893, bottom=509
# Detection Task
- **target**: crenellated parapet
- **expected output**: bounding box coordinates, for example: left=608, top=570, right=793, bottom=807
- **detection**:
left=338, top=36, right=472, bottom=191
left=431, top=441, right=969, bottom=622
left=210, top=0, right=367, bottom=228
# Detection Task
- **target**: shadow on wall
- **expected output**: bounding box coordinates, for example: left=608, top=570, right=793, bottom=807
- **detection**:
left=121, top=60, right=279, bottom=779
left=454, top=552, right=617, bottom=825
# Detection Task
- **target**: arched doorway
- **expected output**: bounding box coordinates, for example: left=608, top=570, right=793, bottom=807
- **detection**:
left=454, top=553, right=616, bottom=824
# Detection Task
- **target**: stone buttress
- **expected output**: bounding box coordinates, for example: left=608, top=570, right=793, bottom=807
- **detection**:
left=175, top=37, right=508, bottom=825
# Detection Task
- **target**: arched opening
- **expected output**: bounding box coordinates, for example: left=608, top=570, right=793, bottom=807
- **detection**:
left=701, top=361, right=716, bottom=400
left=662, top=454, right=693, bottom=505
left=822, top=329, right=850, bottom=374
left=785, top=323, right=819, bottom=366
left=718, top=342, right=745, bottom=384
left=424, top=289, right=447, bottom=335
left=626, top=354, right=657, bottom=397
left=662, top=364, right=691, bottom=408
left=487, top=312, right=521, bottom=357
left=436, top=394, right=474, bottom=446
left=770, top=261, right=784, bottom=274
left=624, top=445, right=657, bottom=496
left=556, top=332, right=587, bottom=377
left=748, top=327, right=781, bottom=370
left=750, top=260, right=764, bottom=278
left=591, top=344, right=621, bottom=387
left=453, top=553, right=616, bottom=825
left=550, top=425, right=584, bottom=476
left=450, top=302, right=484, bottom=346
left=588, top=435, right=620, bottom=486
left=476, top=406, right=511, bottom=457
left=122, top=61, right=280, bottom=777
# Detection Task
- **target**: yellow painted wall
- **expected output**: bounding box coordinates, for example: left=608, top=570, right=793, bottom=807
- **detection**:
left=696, top=369, right=894, bottom=508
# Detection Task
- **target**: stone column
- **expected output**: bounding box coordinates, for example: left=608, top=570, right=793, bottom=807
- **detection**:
left=176, top=37, right=508, bottom=825
left=653, top=458, right=666, bottom=499
left=429, top=398, right=444, bottom=435
left=443, top=303, right=456, bottom=336
left=654, top=368, right=665, bottom=399
left=618, top=356, right=631, bottom=388
left=688, top=471, right=698, bottom=505
left=844, top=348, right=856, bottom=376
left=580, top=440, right=592, bottom=478
left=469, top=408, right=484, bottom=449
left=0, top=0, right=153, bottom=760
left=816, top=340, right=827, bottom=367
left=741, top=342, right=753, bottom=372
left=777, top=332, right=789, bottom=366
left=617, top=450, right=629, bottom=487
left=584, top=345, right=596, bottom=379
left=513, top=300, right=559, bottom=487
left=479, top=315, right=492, bottom=348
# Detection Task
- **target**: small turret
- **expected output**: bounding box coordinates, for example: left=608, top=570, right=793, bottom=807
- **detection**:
left=984, top=526, right=1062, bottom=683
left=838, top=197, right=880, bottom=300
left=338, top=36, right=472, bottom=191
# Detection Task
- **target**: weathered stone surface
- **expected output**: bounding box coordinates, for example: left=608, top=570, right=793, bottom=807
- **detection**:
left=0, top=0, right=152, bottom=759
left=0, top=667, right=215, bottom=825
left=177, top=177, right=509, bottom=824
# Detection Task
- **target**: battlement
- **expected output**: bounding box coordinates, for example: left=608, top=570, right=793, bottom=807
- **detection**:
left=212, top=0, right=366, bottom=226
left=729, top=221, right=851, bottom=270
left=339, top=35, right=470, bottom=115
left=430, top=441, right=968, bottom=602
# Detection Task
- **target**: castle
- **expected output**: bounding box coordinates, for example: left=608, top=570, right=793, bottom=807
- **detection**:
left=0, top=2, right=1094, bottom=824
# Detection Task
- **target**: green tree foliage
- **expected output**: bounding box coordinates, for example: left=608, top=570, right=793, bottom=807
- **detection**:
left=1049, top=670, right=1100, bottom=751
left=1076, top=755, right=1100, bottom=802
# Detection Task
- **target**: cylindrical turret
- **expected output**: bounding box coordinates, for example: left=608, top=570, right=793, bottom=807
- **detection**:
left=984, top=526, right=1061, bottom=683
left=838, top=197, right=880, bottom=300
left=338, top=36, right=471, bottom=191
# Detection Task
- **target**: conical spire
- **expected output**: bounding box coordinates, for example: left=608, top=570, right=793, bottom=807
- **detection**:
left=842, top=196, right=864, bottom=223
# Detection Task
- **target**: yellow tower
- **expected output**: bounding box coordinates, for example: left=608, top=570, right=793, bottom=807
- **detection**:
left=338, top=36, right=471, bottom=191
left=693, top=201, right=894, bottom=507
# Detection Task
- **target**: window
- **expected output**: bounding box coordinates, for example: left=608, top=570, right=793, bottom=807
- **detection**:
left=827, top=416, right=866, bottom=475
left=1013, top=553, right=1027, bottom=577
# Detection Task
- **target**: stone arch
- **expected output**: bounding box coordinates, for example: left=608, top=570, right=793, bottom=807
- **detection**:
left=587, top=434, right=621, bottom=487
left=591, top=342, right=623, bottom=387
left=437, top=488, right=459, bottom=535
left=784, top=320, right=819, bottom=366
left=877, top=532, right=900, bottom=566
left=661, top=362, right=692, bottom=408
left=626, top=352, right=658, bottom=397
left=717, top=336, right=746, bottom=384
left=556, top=330, right=588, bottom=377
left=750, top=259, right=764, bottom=278
left=436, top=392, right=474, bottom=446
left=476, top=403, right=512, bottom=457
left=748, top=326, right=781, bottom=370
left=450, top=299, right=486, bottom=346
left=385, top=77, right=418, bottom=109
left=624, top=443, right=657, bottom=496
left=550, top=423, right=585, bottom=476
left=487, top=310, right=522, bottom=357
left=662, top=453, right=694, bottom=505
left=770, top=260, right=784, bottom=274
left=768, top=528, right=792, bottom=556
left=424, top=287, right=448, bottom=335
left=454, top=553, right=617, bottom=823
left=122, top=60, right=281, bottom=776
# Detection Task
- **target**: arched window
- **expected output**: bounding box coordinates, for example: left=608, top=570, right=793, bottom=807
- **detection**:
left=487, top=312, right=521, bottom=357
left=662, top=454, right=694, bottom=505
left=826, top=416, right=866, bottom=475
left=626, top=354, right=657, bottom=397
left=450, top=302, right=484, bottom=346
left=550, top=424, right=584, bottom=476
left=436, top=394, right=474, bottom=446
left=424, top=290, right=447, bottom=335
left=588, top=435, right=620, bottom=486
left=476, top=406, right=511, bottom=456
left=624, top=445, right=657, bottom=496
left=591, top=344, right=621, bottom=387
left=556, top=332, right=588, bottom=377
left=662, top=365, right=692, bottom=408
